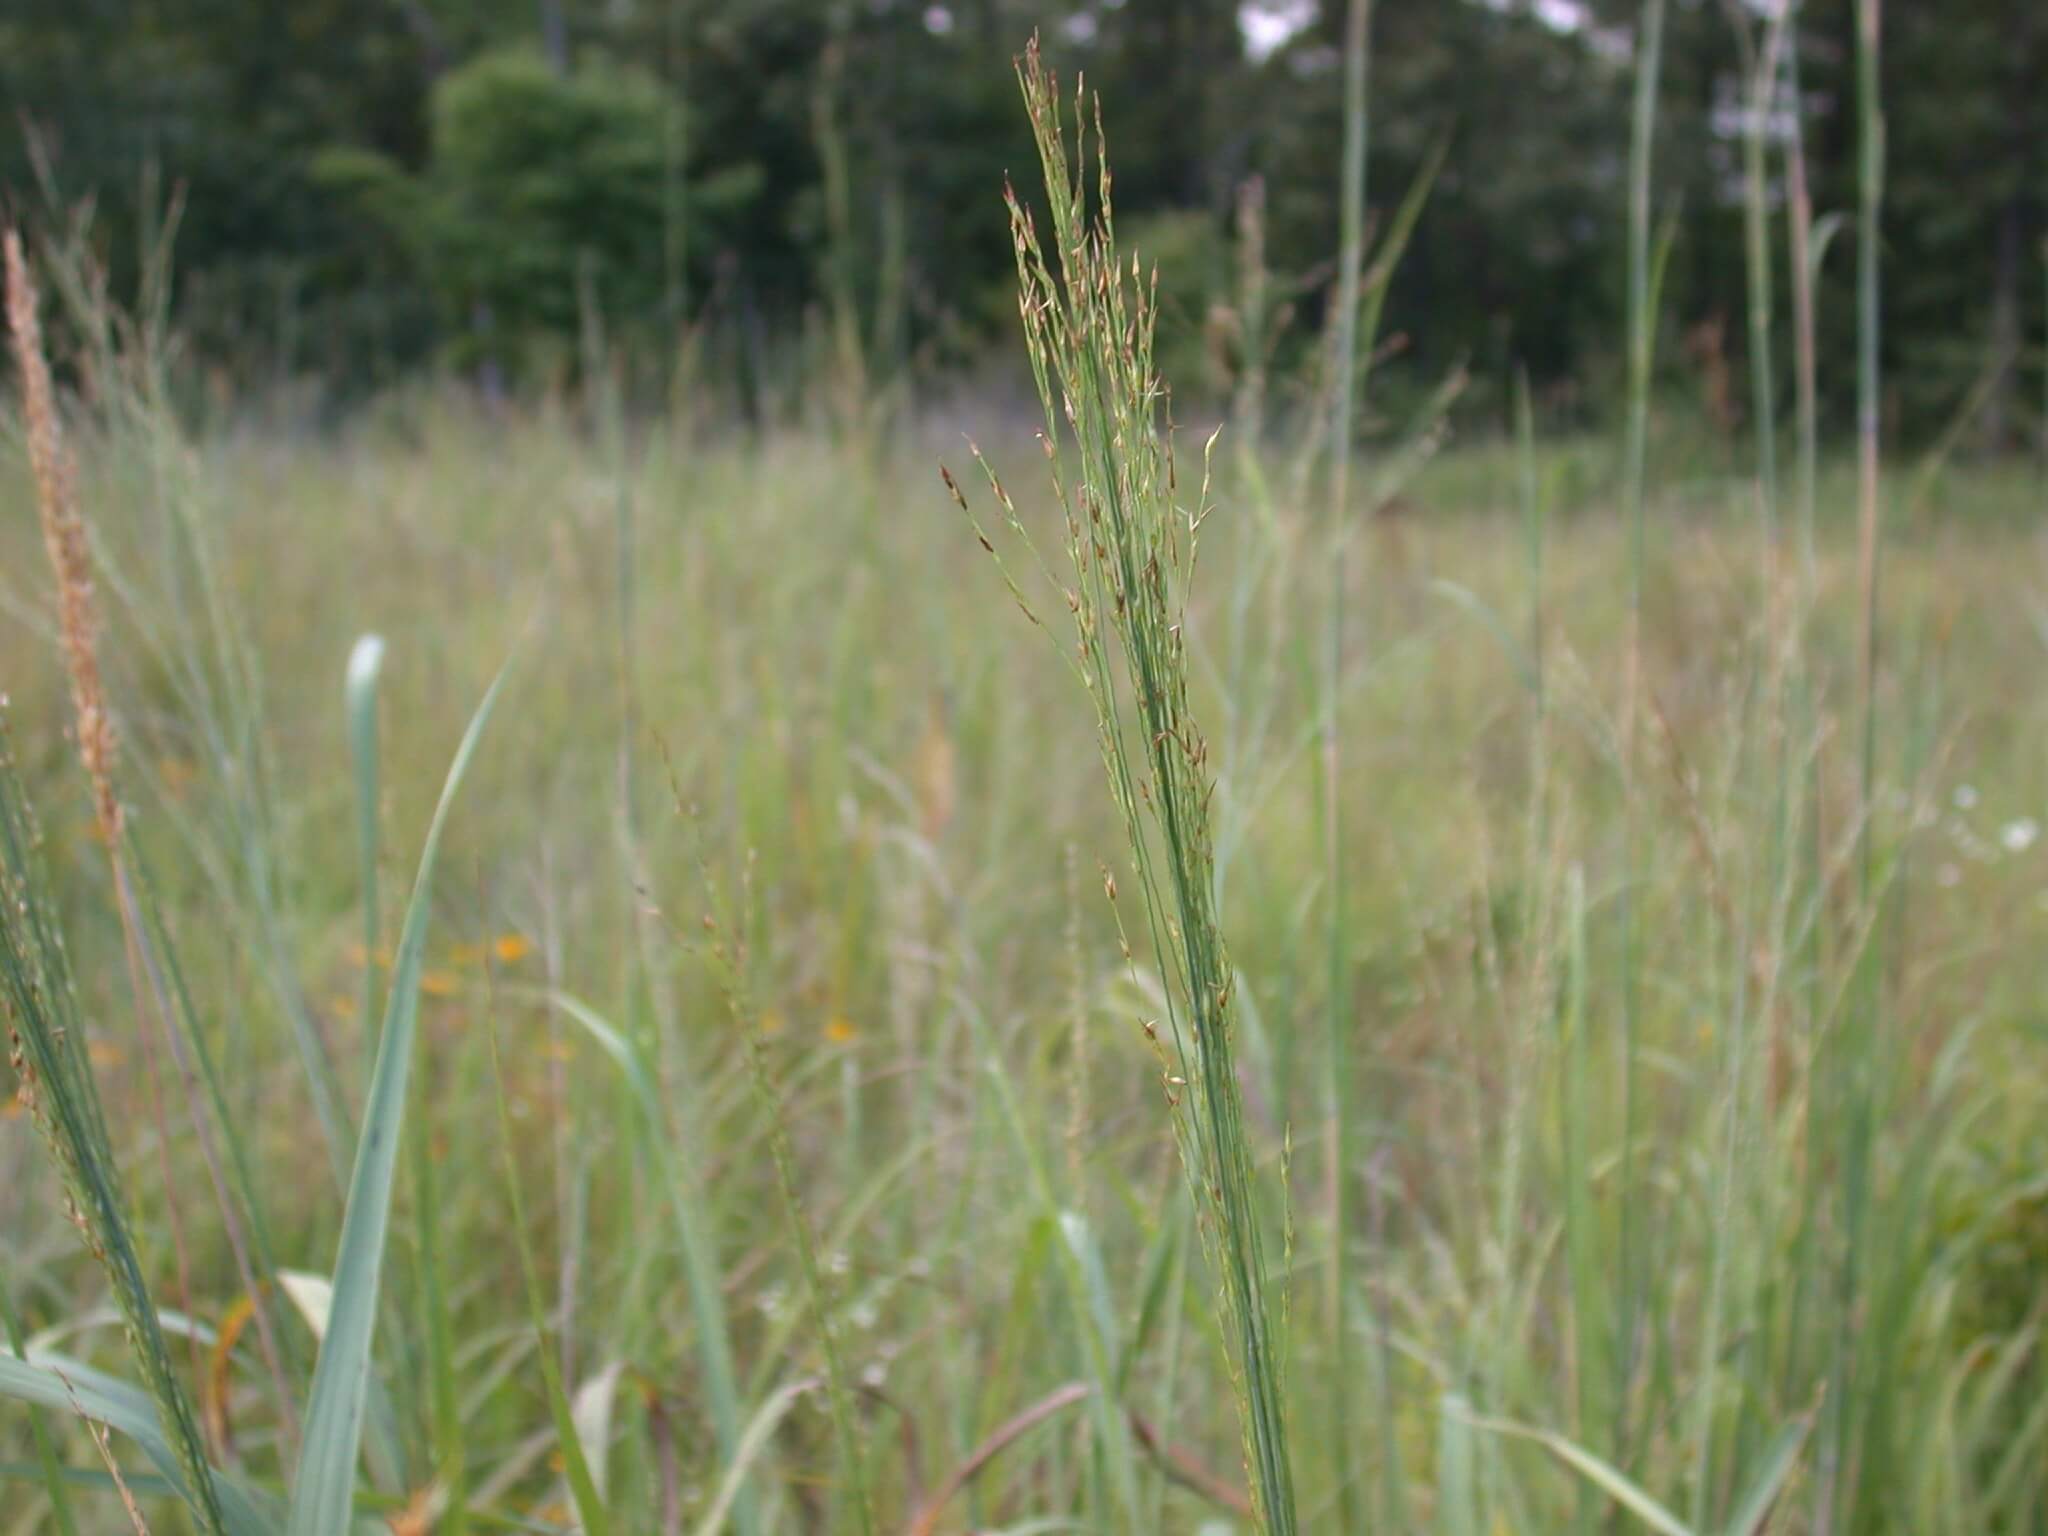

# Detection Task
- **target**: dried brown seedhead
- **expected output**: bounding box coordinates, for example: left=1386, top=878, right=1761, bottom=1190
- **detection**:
left=4, top=230, right=121, bottom=844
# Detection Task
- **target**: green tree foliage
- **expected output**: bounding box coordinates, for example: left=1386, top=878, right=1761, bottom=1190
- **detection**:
left=2, top=0, right=2041, bottom=437
left=1881, top=0, right=2047, bottom=444
left=315, top=49, right=762, bottom=375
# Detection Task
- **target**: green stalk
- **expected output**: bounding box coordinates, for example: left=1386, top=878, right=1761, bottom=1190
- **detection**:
left=1556, top=864, right=1607, bottom=1535
left=1737, top=8, right=1786, bottom=546
left=1782, top=4, right=1820, bottom=593
left=288, top=666, right=508, bottom=1536
left=1330, top=0, right=1371, bottom=522
left=959, top=992, right=1144, bottom=1528
left=1502, top=368, right=1547, bottom=1362
left=959, top=40, right=1300, bottom=1533
left=1776, top=8, right=1829, bottom=1437
left=1824, top=5, right=1885, bottom=1528
left=1623, top=0, right=1666, bottom=625
left=123, top=844, right=309, bottom=1457
left=1518, top=368, right=1545, bottom=728
left=0, top=743, right=228, bottom=1536
left=484, top=995, right=609, bottom=1536
left=408, top=1058, right=464, bottom=1535
left=1326, top=1, right=1370, bottom=1528
left=714, top=924, right=875, bottom=1536
left=1616, top=0, right=1666, bottom=1483
left=1854, top=0, right=1884, bottom=888
left=547, top=991, right=756, bottom=1536
left=1734, top=26, right=1791, bottom=1404
left=1688, top=832, right=1758, bottom=1533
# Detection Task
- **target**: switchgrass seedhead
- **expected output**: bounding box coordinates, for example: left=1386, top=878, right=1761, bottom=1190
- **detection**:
left=968, top=40, right=1299, bottom=1534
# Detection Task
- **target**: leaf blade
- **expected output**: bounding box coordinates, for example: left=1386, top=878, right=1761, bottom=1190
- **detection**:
left=287, top=662, right=511, bottom=1536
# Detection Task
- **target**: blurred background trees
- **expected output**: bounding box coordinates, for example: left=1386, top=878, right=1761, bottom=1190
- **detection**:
left=1, top=0, right=2042, bottom=443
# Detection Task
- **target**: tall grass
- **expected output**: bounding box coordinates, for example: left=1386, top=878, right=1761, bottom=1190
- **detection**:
left=1781, top=1, right=1823, bottom=588
left=952, top=37, right=1298, bottom=1533
left=0, top=736, right=232, bottom=1536
left=1613, top=0, right=1665, bottom=1496
left=1324, top=2, right=1370, bottom=1529
left=3, top=22, right=2046, bottom=1536
left=1855, top=0, right=1885, bottom=868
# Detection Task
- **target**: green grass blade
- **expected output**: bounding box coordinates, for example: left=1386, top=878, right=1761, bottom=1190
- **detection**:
left=1466, top=1412, right=1693, bottom=1536
left=1119, top=1198, right=1188, bottom=1396
left=410, top=1053, right=464, bottom=1528
left=0, top=1357, right=276, bottom=1536
left=1722, top=1415, right=1810, bottom=1536
left=0, top=1268, right=79, bottom=1536
left=541, top=988, right=754, bottom=1533
left=287, top=662, right=511, bottom=1536
left=1059, top=1211, right=1121, bottom=1394
left=485, top=987, right=609, bottom=1536
left=0, top=736, right=230, bottom=1536
left=688, top=1376, right=816, bottom=1536
left=1437, top=1395, right=1480, bottom=1536
left=345, top=633, right=386, bottom=1081
left=0, top=1461, right=179, bottom=1499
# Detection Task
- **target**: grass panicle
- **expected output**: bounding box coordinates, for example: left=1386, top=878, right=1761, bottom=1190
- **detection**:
left=952, top=37, right=1299, bottom=1535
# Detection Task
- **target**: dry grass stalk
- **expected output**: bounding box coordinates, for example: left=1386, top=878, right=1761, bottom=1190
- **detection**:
left=5, top=230, right=120, bottom=845
left=6, top=225, right=301, bottom=1468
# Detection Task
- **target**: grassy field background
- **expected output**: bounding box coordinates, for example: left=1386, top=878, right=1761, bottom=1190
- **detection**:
left=4, top=355, right=2047, bottom=1531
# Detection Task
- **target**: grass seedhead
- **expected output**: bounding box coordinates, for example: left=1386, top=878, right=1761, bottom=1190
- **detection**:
left=960, top=36, right=1299, bottom=1535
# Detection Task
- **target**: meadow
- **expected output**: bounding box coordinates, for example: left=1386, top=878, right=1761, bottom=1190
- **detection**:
left=5, top=36, right=2048, bottom=1536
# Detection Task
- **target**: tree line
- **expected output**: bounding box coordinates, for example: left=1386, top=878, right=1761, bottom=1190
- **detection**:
left=2, top=0, right=2042, bottom=444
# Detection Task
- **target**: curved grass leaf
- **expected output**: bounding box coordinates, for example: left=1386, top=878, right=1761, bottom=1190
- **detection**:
left=287, top=662, right=511, bottom=1536
left=537, top=987, right=750, bottom=1525
left=688, top=1376, right=817, bottom=1536
left=1464, top=1411, right=1693, bottom=1536
left=1723, top=1414, right=1810, bottom=1536
left=0, top=1356, right=276, bottom=1536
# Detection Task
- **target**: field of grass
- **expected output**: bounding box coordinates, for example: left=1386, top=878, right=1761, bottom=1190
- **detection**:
left=4, top=38, right=2048, bottom=1529
left=4, top=352, right=2047, bottom=1535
